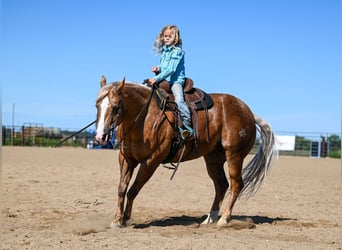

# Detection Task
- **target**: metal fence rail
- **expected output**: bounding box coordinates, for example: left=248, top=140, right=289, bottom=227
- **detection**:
left=2, top=125, right=341, bottom=158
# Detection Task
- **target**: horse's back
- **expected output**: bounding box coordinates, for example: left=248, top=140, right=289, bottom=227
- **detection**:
left=209, top=93, right=255, bottom=122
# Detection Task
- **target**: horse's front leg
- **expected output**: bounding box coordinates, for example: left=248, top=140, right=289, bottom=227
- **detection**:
left=110, top=154, right=137, bottom=228
left=123, top=160, right=159, bottom=224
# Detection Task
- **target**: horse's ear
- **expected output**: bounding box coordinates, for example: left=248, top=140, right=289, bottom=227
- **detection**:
left=116, top=77, right=125, bottom=93
left=100, top=75, right=107, bottom=87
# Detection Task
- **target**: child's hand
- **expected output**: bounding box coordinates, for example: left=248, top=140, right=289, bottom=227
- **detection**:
left=148, top=78, right=156, bottom=86
left=151, top=66, right=159, bottom=74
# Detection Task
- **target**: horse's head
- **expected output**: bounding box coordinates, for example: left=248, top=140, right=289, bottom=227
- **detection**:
left=95, top=75, right=125, bottom=145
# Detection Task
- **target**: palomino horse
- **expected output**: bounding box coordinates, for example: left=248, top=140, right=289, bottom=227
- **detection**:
left=95, top=76, right=275, bottom=227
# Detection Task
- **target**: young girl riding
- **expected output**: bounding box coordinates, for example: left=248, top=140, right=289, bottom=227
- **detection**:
left=148, top=25, right=193, bottom=139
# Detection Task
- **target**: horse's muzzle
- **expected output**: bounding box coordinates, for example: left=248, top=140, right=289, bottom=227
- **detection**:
left=95, top=127, right=113, bottom=146
left=95, top=133, right=108, bottom=146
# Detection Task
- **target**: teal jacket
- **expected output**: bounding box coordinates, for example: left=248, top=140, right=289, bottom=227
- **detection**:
left=154, top=45, right=185, bottom=86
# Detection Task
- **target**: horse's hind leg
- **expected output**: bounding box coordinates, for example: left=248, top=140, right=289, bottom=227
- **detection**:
left=217, top=155, right=244, bottom=226
left=202, top=152, right=228, bottom=224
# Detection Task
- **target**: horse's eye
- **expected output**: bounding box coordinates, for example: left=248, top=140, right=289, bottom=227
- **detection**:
left=112, top=106, right=120, bottom=115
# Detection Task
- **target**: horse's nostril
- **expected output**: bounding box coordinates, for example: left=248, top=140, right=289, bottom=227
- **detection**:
left=93, top=138, right=100, bottom=146
left=102, top=134, right=107, bottom=141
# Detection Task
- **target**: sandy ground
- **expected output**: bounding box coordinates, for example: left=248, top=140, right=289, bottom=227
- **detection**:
left=2, top=146, right=341, bottom=249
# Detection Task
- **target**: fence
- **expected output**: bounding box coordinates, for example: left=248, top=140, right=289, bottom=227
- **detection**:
left=2, top=125, right=89, bottom=147
left=2, top=125, right=341, bottom=158
left=273, top=131, right=340, bottom=158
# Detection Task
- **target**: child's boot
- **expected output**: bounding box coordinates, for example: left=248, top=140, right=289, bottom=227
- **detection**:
left=179, top=120, right=194, bottom=140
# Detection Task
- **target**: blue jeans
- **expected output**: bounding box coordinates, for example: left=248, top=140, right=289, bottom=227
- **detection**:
left=171, top=83, right=191, bottom=122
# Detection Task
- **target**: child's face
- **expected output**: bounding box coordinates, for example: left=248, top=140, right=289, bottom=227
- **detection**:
left=162, top=29, right=175, bottom=46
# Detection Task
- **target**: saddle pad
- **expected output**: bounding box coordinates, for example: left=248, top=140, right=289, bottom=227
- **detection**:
left=153, top=87, right=213, bottom=112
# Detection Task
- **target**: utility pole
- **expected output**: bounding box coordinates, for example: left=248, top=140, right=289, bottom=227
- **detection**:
left=11, top=103, right=15, bottom=146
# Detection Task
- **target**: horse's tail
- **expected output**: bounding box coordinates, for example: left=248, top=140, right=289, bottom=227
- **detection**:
left=240, top=114, right=277, bottom=198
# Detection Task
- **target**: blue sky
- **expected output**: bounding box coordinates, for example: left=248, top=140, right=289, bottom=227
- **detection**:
left=1, top=0, right=341, bottom=134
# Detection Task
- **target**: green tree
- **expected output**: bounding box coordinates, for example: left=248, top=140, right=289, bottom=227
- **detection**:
left=295, top=136, right=311, bottom=151
left=327, top=134, right=341, bottom=158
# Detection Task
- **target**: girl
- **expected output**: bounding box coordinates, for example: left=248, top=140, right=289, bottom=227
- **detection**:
left=148, top=25, right=193, bottom=139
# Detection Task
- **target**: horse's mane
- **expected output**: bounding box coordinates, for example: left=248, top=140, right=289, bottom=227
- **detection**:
left=97, top=83, right=114, bottom=102
left=96, top=81, right=149, bottom=102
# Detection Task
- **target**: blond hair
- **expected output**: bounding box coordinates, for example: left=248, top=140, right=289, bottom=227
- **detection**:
left=153, top=25, right=182, bottom=54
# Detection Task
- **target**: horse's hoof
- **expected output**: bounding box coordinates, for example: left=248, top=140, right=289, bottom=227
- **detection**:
left=201, top=216, right=212, bottom=225
left=216, top=216, right=230, bottom=226
left=201, top=211, right=219, bottom=225
left=109, top=221, right=123, bottom=229
left=217, top=219, right=227, bottom=226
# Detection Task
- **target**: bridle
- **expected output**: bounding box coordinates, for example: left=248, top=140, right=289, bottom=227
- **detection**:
left=101, top=100, right=122, bottom=142
left=100, top=83, right=155, bottom=147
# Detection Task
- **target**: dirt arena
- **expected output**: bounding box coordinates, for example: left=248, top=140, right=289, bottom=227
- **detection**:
left=2, top=146, right=341, bottom=249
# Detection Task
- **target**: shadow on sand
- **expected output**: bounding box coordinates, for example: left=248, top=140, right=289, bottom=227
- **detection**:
left=132, top=214, right=293, bottom=229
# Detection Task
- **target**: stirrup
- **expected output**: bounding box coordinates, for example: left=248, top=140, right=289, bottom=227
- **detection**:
left=179, top=121, right=194, bottom=140
left=180, top=129, right=191, bottom=140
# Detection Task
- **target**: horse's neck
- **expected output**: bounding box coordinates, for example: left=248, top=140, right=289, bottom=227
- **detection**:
left=116, top=86, right=150, bottom=140
left=122, top=86, right=151, bottom=122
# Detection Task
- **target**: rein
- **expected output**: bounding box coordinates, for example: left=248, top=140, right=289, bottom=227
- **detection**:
left=106, top=82, right=185, bottom=180
left=54, top=120, right=96, bottom=147
left=113, top=83, right=155, bottom=146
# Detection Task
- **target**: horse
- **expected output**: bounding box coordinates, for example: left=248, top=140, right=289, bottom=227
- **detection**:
left=95, top=76, right=275, bottom=227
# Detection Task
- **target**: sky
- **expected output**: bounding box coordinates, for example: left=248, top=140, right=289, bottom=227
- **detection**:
left=1, top=0, right=341, bottom=134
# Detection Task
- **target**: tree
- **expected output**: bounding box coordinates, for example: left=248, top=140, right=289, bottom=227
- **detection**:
left=295, top=136, right=311, bottom=151
left=327, top=134, right=341, bottom=158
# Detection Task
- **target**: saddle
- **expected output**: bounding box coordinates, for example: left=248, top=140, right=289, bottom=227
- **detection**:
left=152, top=78, right=213, bottom=142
